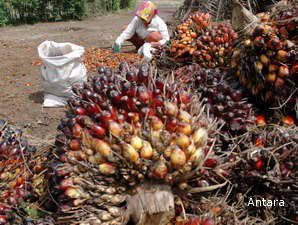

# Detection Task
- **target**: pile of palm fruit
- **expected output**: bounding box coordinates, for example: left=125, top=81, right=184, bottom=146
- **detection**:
left=0, top=120, right=52, bottom=225
left=83, top=48, right=141, bottom=71
left=47, top=62, right=296, bottom=225
left=231, top=3, right=297, bottom=111
left=48, top=63, right=231, bottom=225
left=174, top=65, right=255, bottom=135
left=230, top=124, right=298, bottom=224
left=155, top=12, right=238, bottom=69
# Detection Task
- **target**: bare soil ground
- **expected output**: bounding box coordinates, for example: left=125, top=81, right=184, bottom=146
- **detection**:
left=0, top=0, right=182, bottom=146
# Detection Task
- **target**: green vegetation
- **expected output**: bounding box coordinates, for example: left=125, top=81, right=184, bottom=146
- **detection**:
left=0, top=0, right=136, bottom=26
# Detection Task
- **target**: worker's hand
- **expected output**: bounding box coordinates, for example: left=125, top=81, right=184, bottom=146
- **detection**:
left=150, top=42, right=161, bottom=47
left=112, top=43, right=121, bottom=53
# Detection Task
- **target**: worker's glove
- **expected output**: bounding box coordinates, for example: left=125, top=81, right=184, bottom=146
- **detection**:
left=112, top=42, right=121, bottom=53
left=138, top=43, right=153, bottom=62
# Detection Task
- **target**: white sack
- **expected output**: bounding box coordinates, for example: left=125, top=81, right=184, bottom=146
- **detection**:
left=38, top=40, right=87, bottom=107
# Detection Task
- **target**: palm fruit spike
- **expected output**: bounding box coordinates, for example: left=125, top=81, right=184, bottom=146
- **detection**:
left=0, top=120, right=49, bottom=225
left=51, top=63, right=227, bottom=224
left=232, top=8, right=297, bottom=112
left=174, top=65, right=255, bottom=135
left=164, top=12, right=238, bottom=69
left=230, top=125, right=298, bottom=224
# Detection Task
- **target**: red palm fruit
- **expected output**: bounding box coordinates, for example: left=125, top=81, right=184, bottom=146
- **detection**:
left=255, top=159, right=264, bottom=170
left=117, top=114, right=126, bottom=123
left=153, top=95, right=164, bottom=107
left=141, top=107, right=156, bottom=117
left=87, top=103, right=101, bottom=114
left=291, top=62, right=298, bottom=74
left=253, top=36, right=265, bottom=48
left=253, top=25, right=265, bottom=37
left=100, top=110, right=113, bottom=121
left=126, top=71, right=138, bottom=82
left=0, top=215, right=7, bottom=225
left=166, top=118, right=178, bottom=132
left=16, top=177, right=25, bottom=186
left=155, top=79, right=165, bottom=90
left=91, top=125, right=106, bottom=138
left=75, top=115, right=85, bottom=125
left=138, top=72, right=149, bottom=85
left=128, top=112, right=140, bottom=123
left=178, top=91, right=191, bottom=104
left=256, top=115, right=266, bottom=126
left=69, top=139, right=81, bottom=151
left=283, top=116, right=295, bottom=125
left=0, top=204, right=10, bottom=212
left=127, top=98, right=138, bottom=111
left=74, top=107, right=87, bottom=116
left=110, top=90, right=122, bottom=105
left=126, top=86, right=137, bottom=97
left=153, top=86, right=162, bottom=95
left=204, top=158, right=217, bottom=168
left=72, top=123, right=83, bottom=138
left=278, top=65, right=290, bottom=77
left=255, top=137, right=264, bottom=147
left=202, top=218, right=215, bottom=225
left=188, top=218, right=202, bottom=225
left=138, top=86, right=151, bottom=104
left=110, top=107, right=118, bottom=120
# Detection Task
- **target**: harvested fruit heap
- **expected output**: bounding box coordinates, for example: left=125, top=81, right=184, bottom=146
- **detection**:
left=231, top=5, right=297, bottom=111
left=174, top=65, right=255, bottom=135
left=84, top=48, right=140, bottom=71
left=231, top=124, right=298, bottom=224
left=173, top=194, right=270, bottom=225
left=157, top=12, right=238, bottom=69
left=0, top=120, right=51, bottom=225
left=175, top=0, right=277, bottom=21
left=49, top=63, right=230, bottom=224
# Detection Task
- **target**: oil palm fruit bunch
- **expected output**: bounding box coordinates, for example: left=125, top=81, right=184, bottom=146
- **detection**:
left=172, top=12, right=211, bottom=57
left=174, top=65, right=255, bottom=135
left=271, top=2, right=297, bottom=39
left=172, top=194, right=271, bottom=225
left=231, top=7, right=297, bottom=111
left=0, top=120, right=49, bottom=225
left=50, top=63, right=227, bottom=224
left=230, top=124, right=298, bottom=224
left=169, top=12, right=238, bottom=69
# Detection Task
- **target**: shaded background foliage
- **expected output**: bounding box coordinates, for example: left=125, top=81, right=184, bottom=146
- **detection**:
left=0, top=0, right=136, bottom=26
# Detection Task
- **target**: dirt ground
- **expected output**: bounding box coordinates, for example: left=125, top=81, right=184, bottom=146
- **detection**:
left=0, top=0, right=182, bottom=147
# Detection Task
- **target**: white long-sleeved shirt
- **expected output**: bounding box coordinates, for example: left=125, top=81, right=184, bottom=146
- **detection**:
left=115, top=15, right=170, bottom=46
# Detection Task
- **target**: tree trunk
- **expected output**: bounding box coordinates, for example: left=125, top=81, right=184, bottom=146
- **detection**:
left=126, top=183, right=175, bottom=225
